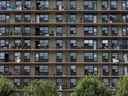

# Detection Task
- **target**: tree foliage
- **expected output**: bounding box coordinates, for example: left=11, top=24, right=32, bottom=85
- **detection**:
left=0, top=76, right=15, bottom=96
left=71, top=75, right=112, bottom=96
left=116, top=76, right=128, bottom=96
left=24, top=79, right=58, bottom=96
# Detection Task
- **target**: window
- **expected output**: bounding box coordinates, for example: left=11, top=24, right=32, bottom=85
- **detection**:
left=69, top=27, right=76, bottom=35
left=112, top=53, right=120, bottom=63
left=16, top=1, right=22, bottom=10
left=70, top=65, right=76, bottom=75
left=23, top=1, right=31, bottom=10
left=111, top=40, right=120, bottom=49
left=14, top=65, right=21, bottom=75
left=123, top=54, right=128, bottom=63
left=39, top=65, right=48, bottom=75
left=0, top=40, right=9, bottom=49
left=56, top=1, right=64, bottom=10
left=15, top=15, right=22, bottom=22
left=122, top=1, right=128, bottom=10
left=0, top=27, right=5, bottom=35
left=0, top=1, right=7, bottom=10
left=56, top=27, right=63, bottom=36
left=69, top=15, right=76, bottom=23
left=14, top=27, right=22, bottom=35
left=37, top=1, right=49, bottom=10
left=102, top=52, right=109, bottom=62
left=111, top=27, right=118, bottom=35
left=6, top=1, right=11, bottom=10
left=23, top=66, right=31, bottom=75
left=36, top=40, right=48, bottom=48
left=39, top=15, right=48, bottom=22
left=56, top=53, right=63, bottom=62
left=69, top=79, right=76, bottom=88
left=84, top=15, right=97, bottom=23
left=14, top=52, right=21, bottom=63
left=23, top=40, right=31, bottom=49
left=84, top=65, right=97, bottom=75
left=109, top=15, right=118, bottom=23
left=69, top=53, right=77, bottom=62
left=56, top=79, right=64, bottom=89
left=0, top=52, right=8, bottom=62
left=111, top=78, right=117, bottom=88
left=56, top=40, right=63, bottom=48
left=84, top=1, right=96, bottom=10
left=101, top=1, right=108, bottom=10
left=101, top=27, right=109, bottom=36
left=122, top=40, right=128, bottom=49
left=37, top=52, right=48, bottom=62
left=69, top=1, right=76, bottom=10
left=84, top=27, right=97, bottom=36
left=0, top=66, right=4, bottom=74
left=24, top=15, right=31, bottom=22
left=56, top=65, right=63, bottom=75
left=110, top=1, right=117, bottom=10
left=23, top=53, right=31, bottom=62
left=39, top=27, right=49, bottom=36
left=0, top=15, right=9, bottom=22
left=123, top=66, right=128, bottom=75
left=56, top=15, right=64, bottom=22
left=101, top=15, right=109, bottom=23
left=14, top=40, right=22, bottom=48
left=70, top=40, right=77, bottom=48
left=84, top=53, right=97, bottom=62
left=123, top=14, right=128, bottom=23
left=123, top=26, right=128, bottom=36
left=84, top=40, right=96, bottom=49
left=102, top=65, right=109, bottom=76
left=23, top=27, right=31, bottom=35
left=102, top=40, right=109, bottom=49
left=0, top=52, right=5, bottom=61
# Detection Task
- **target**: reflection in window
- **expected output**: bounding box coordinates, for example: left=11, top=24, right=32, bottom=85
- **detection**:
left=84, top=52, right=97, bottom=62
left=110, top=1, right=117, bottom=10
left=37, top=1, right=48, bottom=10
left=69, top=79, right=76, bottom=88
left=69, top=14, right=76, bottom=23
left=84, top=65, right=97, bottom=75
left=84, top=14, right=97, bottom=23
left=101, top=1, right=108, bottom=10
left=70, top=65, right=76, bottom=75
left=84, top=27, right=97, bottom=36
left=122, top=1, right=128, bottom=10
left=69, top=1, right=76, bottom=10
left=56, top=65, right=63, bottom=75
left=84, top=1, right=96, bottom=10
left=56, top=53, right=63, bottom=62
left=69, top=52, right=77, bottom=62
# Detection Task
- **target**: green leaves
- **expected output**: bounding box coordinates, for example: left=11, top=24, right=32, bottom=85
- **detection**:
left=116, top=76, right=128, bottom=96
left=0, top=76, right=15, bottom=96
left=71, top=75, right=112, bottom=96
left=24, top=80, right=58, bottom=96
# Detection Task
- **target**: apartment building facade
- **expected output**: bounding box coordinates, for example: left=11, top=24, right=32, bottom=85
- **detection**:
left=0, top=0, right=128, bottom=95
